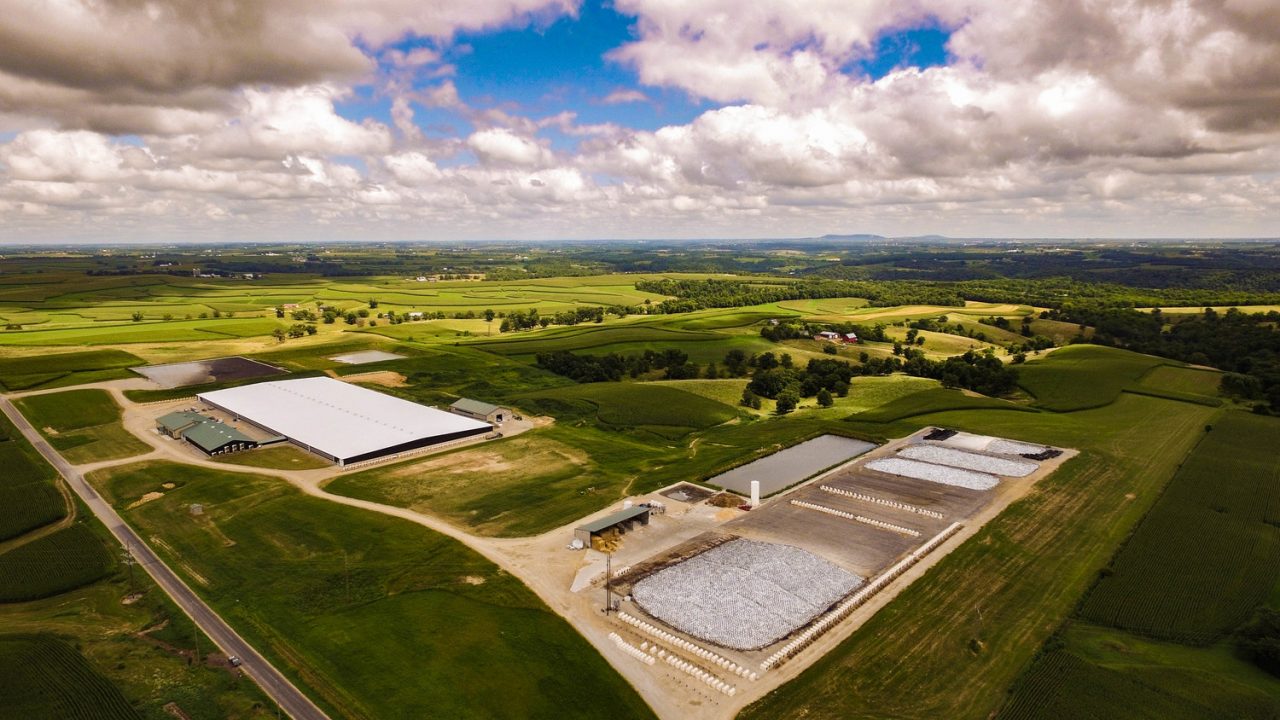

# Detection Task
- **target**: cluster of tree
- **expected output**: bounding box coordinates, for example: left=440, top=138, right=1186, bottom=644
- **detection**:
left=1235, top=608, right=1280, bottom=679
left=535, top=349, right=702, bottom=382
left=1048, top=305, right=1280, bottom=410
left=733, top=347, right=1018, bottom=412
left=500, top=306, right=609, bottom=332
left=634, top=278, right=964, bottom=313
left=271, top=324, right=318, bottom=341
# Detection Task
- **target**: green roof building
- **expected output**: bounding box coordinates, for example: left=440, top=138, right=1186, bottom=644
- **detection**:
left=449, top=397, right=508, bottom=424
left=156, top=410, right=257, bottom=455
left=181, top=420, right=257, bottom=455
left=156, top=410, right=206, bottom=438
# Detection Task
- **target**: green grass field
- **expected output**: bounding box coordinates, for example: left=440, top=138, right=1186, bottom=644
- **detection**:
left=1001, top=622, right=1280, bottom=719
left=327, top=424, right=663, bottom=536
left=850, top=386, right=1036, bottom=423
left=15, top=390, right=151, bottom=464
left=0, top=634, right=140, bottom=720
left=1136, top=364, right=1223, bottom=397
left=0, top=349, right=143, bottom=391
left=515, top=382, right=738, bottom=437
left=1017, top=345, right=1168, bottom=410
left=743, top=390, right=1218, bottom=719
left=1080, top=411, right=1280, bottom=643
left=92, top=462, right=655, bottom=720
left=214, top=444, right=332, bottom=470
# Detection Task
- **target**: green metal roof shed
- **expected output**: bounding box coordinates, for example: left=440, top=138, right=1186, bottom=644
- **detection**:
left=156, top=410, right=206, bottom=435
left=451, top=397, right=500, bottom=415
left=574, top=505, right=651, bottom=545
left=182, top=421, right=256, bottom=454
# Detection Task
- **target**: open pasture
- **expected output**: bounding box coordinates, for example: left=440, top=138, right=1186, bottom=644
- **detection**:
left=15, top=390, right=150, bottom=464
left=326, top=426, right=644, bottom=536
left=1080, top=411, right=1280, bottom=643
left=1134, top=364, right=1222, bottom=398
left=94, top=462, right=655, bottom=720
left=515, top=382, right=738, bottom=437
left=0, top=634, right=140, bottom=720
left=851, top=387, right=1035, bottom=423
left=467, top=323, right=726, bottom=358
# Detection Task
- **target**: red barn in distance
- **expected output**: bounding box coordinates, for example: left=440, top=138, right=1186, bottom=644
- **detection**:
left=814, top=331, right=859, bottom=344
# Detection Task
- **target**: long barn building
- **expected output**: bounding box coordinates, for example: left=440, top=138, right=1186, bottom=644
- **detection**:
left=197, top=377, right=491, bottom=466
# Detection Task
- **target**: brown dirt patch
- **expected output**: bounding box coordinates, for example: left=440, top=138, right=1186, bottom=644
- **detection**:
left=341, top=370, right=408, bottom=387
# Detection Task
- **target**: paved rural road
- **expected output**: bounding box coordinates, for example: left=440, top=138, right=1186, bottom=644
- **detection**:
left=0, top=397, right=331, bottom=720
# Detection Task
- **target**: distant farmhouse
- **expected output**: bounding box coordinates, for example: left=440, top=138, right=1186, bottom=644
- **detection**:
left=814, top=330, right=858, bottom=344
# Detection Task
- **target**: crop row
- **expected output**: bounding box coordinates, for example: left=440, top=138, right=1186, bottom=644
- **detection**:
left=1080, top=411, right=1280, bottom=643
left=0, top=524, right=114, bottom=603
left=0, top=634, right=140, bottom=719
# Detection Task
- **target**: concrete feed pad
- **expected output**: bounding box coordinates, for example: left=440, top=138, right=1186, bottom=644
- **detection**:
left=898, top=445, right=1038, bottom=477
left=727, top=501, right=923, bottom=577
left=133, top=356, right=284, bottom=388
left=631, top=539, right=863, bottom=651
left=708, top=434, right=877, bottom=496
left=722, top=467, right=992, bottom=576
left=330, top=350, right=406, bottom=365
left=822, top=470, right=989, bottom=519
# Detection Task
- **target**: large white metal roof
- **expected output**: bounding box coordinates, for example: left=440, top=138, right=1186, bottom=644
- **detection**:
left=197, top=377, right=490, bottom=461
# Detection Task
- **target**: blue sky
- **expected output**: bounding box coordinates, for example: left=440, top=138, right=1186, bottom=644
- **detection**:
left=337, top=1, right=953, bottom=151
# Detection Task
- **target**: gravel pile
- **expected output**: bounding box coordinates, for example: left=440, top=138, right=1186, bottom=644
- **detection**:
left=632, top=539, right=862, bottom=650
left=899, top=445, right=1038, bottom=477
left=866, top=457, right=999, bottom=491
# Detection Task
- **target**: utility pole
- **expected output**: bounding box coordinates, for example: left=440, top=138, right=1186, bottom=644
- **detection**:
left=120, top=540, right=136, bottom=594
left=605, top=552, right=612, bottom=615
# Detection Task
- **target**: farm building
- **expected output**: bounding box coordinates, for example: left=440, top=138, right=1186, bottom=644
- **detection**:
left=156, top=410, right=206, bottom=438
left=156, top=410, right=258, bottom=455
left=814, top=330, right=858, bottom=344
left=183, top=421, right=257, bottom=455
left=574, top=506, right=651, bottom=547
left=450, top=398, right=511, bottom=424
left=197, top=377, right=492, bottom=466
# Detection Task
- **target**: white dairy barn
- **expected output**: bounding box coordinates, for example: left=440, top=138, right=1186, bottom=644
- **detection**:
left=197, top=377, right=492, bottom=465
